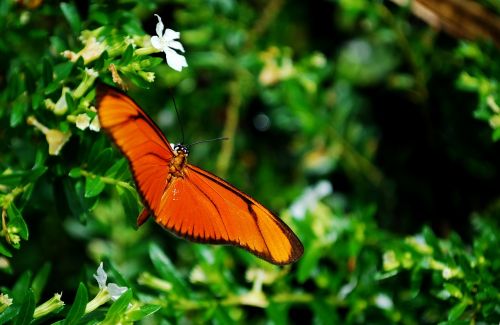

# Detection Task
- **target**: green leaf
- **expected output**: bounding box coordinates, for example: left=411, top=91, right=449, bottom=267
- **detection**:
left=266, top=302, right=290, bottom=325
left=68, top=167, right=82, bottom=178
left=90, top=148, right=113, bottom=174
left=297, top=243, right=322, bottom=283
left=63, top=179, right=90, bottom=221
left=7, top=203, right=29, bottom=241
left=23, top=65, right=36, bottom=93
left=63, top=283, right=88, bottom=325
left=149, top=243, right=189, bottom=297
left=84, top=175, right=106, bottom=198
left=43, top=81, right=61, bottom=96
left=0, top=168, right=47, bottom=187
left=14, top=289, right=35, bottom=325
left=105, top=158, right=128, bottom=179
left=125, top=304, right=161, bottom=322
left=0, top=172, right=25, bottom=187
left=65, top=92, right=75, bottom=112
left=32, top=91, right=44, bottom=110
left=211, top=306, right=233, bottom=325
left=93, top=50, right=108, bottom=70
left=297, top=246, right=323, bottom=283
left=444, top=283, right=463, bottom=299
left=0, top=305, right=20, bottom=324
left=492, top=128, right=500, bottom=142
left=103, top=261, right=130, bottom=289
left=102, top=289, right=133, bottom=324
left=12, top=271, right=32, bottom=302
left=10, top=99, right=28, bottom=127
left=25, top=167, right=47, bottom=183
left=87, top=137, right=107, bottom=166
left=118, top=187, right=139, bottom=226
left=32, top=263, right=51, bottom=303
left=53, top=61, right=74, bottom=81
left=0, top=241, right=12, bottom=257
left=120, top=44, right=135, bottom=65
left=448, top=300, right=469, bottom=321
left=139, top=58, right=164, bottom=69
left=42, top=58, right=53, bottom=87
left=60, top=2, right=81, bottom=34
left=124, top=71, right=151, bottom=89
left=312, top=302, right=340, bottom=325
left=422, top=226, right=439, bottom=251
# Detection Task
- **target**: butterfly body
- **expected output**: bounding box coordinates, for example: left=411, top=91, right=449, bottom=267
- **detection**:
left=96, top=85, right=303, bottom=265
left=167, top=145, right=188, bottom=180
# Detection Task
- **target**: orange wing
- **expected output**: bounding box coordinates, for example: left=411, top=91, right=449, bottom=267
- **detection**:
left=97, top=86, right=173, bottom=217
left=96, top=85, right=304, bottom=265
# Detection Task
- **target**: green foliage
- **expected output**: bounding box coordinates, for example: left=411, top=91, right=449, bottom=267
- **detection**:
left=1, top=0, right=499, bottom=323
left=380, top=217, right=500, bottom=323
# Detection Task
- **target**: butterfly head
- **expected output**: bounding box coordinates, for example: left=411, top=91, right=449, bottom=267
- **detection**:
left=173, top=144, right=189, bottom=157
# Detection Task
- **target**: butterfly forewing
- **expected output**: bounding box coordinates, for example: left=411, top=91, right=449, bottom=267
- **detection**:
left=97, top=87, right=173, bottom=214
left=96, top=85, right=303, bottom=265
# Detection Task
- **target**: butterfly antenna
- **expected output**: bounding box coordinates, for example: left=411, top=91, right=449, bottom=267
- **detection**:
left=169, top=91, right=185, bottom=144
left=188, top=137, right=229, bottom=148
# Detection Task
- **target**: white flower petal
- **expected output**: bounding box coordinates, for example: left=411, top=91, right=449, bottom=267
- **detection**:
left=374, top=293, right=393, bottom=310
left=75, top=114, right=90, bottom=130
left=168, top=40, right=185, bottom=52
left=89, top=117, right=100, bottom=132
left=314, top=180, right=333, bottom=197
left=151, top=35, right=162, bottom=50
left=154, top=14, right=164, bottom=37
left=93, top=263, right=107, bottom=289
left=85, top=67, right=98, bottom=78
left=164, top=48, right=188, bottom=71
left=107, top=283, right=128, bottom=301
left=163, top=28, right=180, bottom=41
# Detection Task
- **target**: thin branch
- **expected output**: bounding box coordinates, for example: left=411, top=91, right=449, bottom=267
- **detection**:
left=79, top=169, right=136, bottom=193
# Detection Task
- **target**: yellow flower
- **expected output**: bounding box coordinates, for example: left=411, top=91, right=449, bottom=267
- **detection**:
left=0, top=293, right=13, bottom=313
left=27, top=116, right=71, bottom=156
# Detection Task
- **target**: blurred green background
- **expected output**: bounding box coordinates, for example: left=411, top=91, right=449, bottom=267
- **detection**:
left=1, top=0, right=499, bottom=323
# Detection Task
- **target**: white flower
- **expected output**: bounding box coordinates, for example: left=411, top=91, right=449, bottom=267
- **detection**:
left=290, top=180, right=333, bottom=219
left=93, top=262, right=127, bottom=301
left=75, top=114, right=91, bottom=130
left=85, top=67, right=98, bottom=78
left=151, top=14, right=188, bottom=72
left=85, top=263, right=129, bottom=314
left=89, top=116, right=100, bottom=132
left=374, top=293, right=393, bottom=310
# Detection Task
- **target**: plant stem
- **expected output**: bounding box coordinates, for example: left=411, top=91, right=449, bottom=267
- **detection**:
left=80, top=170, right=135, bottom=192
left=216, top=80, right=243, bottom=177
left=216, top=0, right=283, bottom=176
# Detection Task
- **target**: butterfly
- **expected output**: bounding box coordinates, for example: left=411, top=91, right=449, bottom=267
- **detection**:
left=96, top=85, right=303, bottom=265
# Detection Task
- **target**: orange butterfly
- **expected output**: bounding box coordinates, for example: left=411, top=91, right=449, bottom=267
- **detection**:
left=96, top=85, right=303, bottom=265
